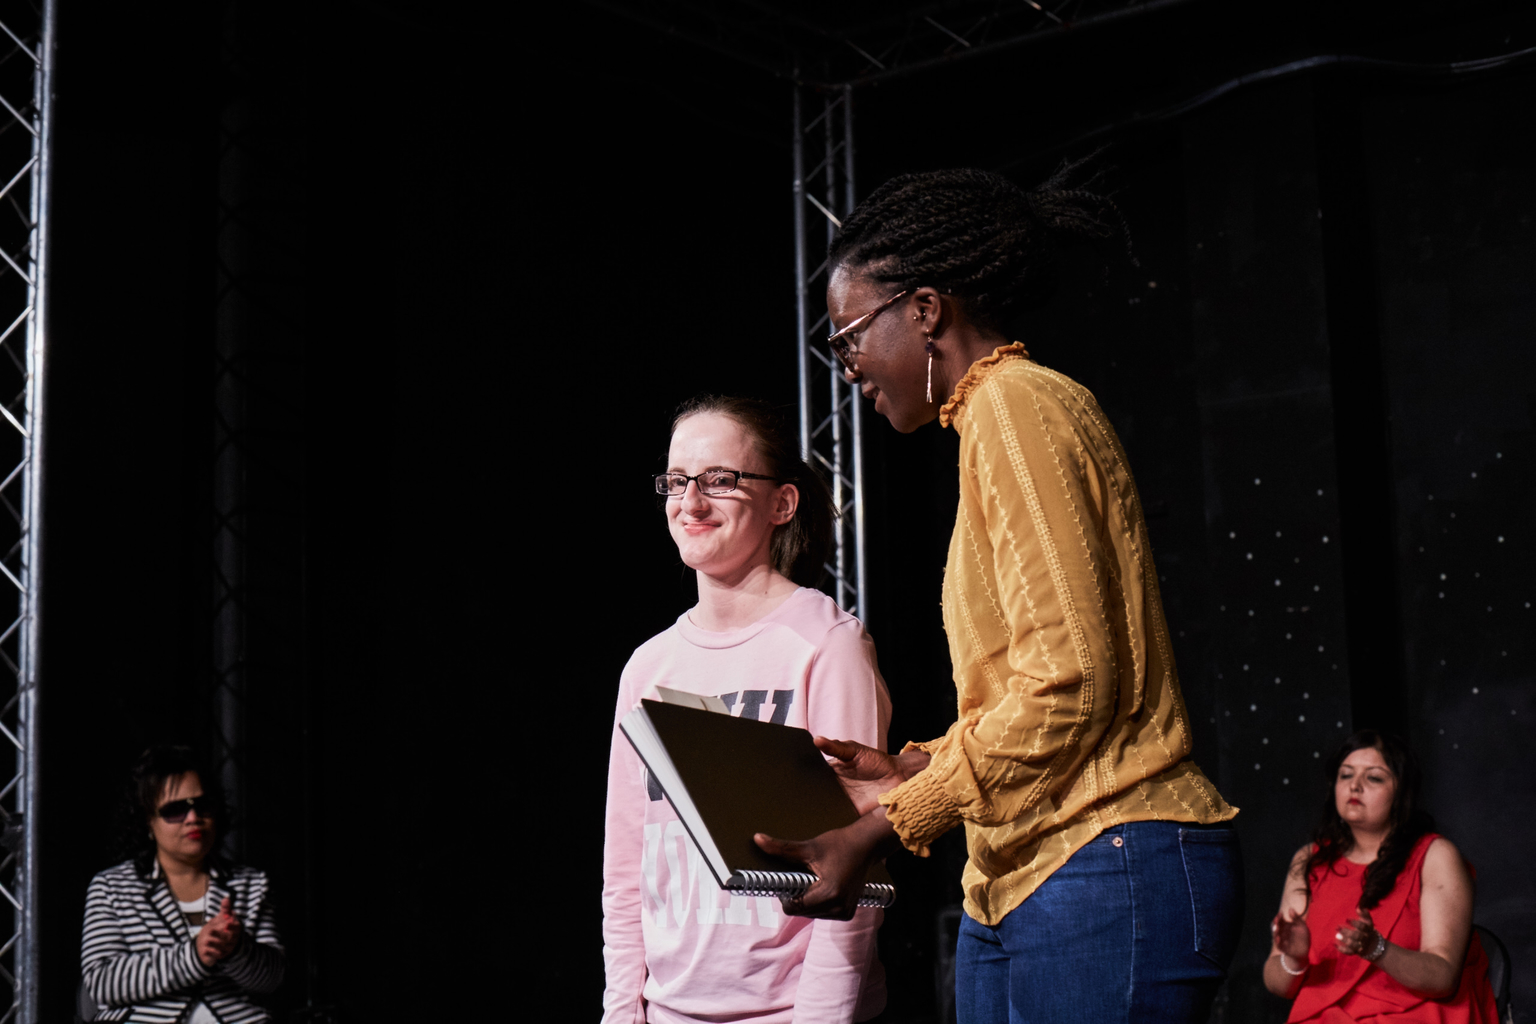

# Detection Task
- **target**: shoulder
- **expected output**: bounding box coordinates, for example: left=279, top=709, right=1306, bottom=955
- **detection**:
left=1421, top=836, right=1470, bottom=884
left=221, top=863, right=270, bottom=883
left=1286, top=844, right=1316, bottom=889
left=1277, top=844, right=1313, bottom=911
left=89, top=861, right=144, bottom=888
left=959, top=359, right=1106, bottom=455
left=617, top=621, right=685, bottom=688
left=771, top=588, right=871, bottom=652
left=86, top=862, right=148, bottom=907
left=624, top=620, right=683, bottom=663
left=971, top=359, right=1096, bottom=419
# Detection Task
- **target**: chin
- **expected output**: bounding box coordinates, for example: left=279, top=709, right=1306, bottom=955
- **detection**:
left=888, top=407, right=937, bottom=434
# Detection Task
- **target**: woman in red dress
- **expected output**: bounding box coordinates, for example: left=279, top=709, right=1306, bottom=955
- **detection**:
left=1265, top=731, right=1499, bottom=1023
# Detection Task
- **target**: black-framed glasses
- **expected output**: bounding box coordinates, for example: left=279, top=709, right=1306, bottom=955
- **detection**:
left=157, top=795, right=221, bottom=823
left=826, top=289, right=909, bottom=371
left=655, top=469, right=781, bottom=497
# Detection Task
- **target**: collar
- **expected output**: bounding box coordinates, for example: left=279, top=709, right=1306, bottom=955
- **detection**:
left=148, top=857, right=224, bottom=881
left=146, top=859, right=231, bottom=939
left=938, top=342, right=1029, bottom=429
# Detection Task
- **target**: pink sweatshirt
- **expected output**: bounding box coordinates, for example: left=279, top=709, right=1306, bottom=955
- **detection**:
left=601, top=588, right=891, bottom=1024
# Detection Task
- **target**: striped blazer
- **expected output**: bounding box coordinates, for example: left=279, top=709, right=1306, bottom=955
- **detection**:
left=81, top=860, right=285, bottom=1023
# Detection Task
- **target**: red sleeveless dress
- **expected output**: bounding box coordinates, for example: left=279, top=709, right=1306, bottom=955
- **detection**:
left=1288, top=834, right=1499, bottom=1024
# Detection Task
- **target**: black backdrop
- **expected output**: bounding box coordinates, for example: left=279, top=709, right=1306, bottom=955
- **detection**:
left=31, top=0, right=1536, bottom=1020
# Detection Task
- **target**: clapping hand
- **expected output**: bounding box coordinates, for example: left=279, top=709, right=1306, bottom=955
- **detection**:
left=1271, top=905, right=1310, bottom=964
left=1335, top=908, right=1380, bottom=960
left=196, top=897, right=243, bottom=967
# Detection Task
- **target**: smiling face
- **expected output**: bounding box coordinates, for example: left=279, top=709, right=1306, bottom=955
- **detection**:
left=150, top=771, right=216, bottom=868
left=666, top=412, right=796, bottom=584
left=827, top=264, right=933, bottom=433
left=1334, top=746, right=1397, bottom=835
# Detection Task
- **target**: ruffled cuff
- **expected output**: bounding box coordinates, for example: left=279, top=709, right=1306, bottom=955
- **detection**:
left=938, top=342, right=1029, bottom=428
left=879, top=762, right=962, bottom=857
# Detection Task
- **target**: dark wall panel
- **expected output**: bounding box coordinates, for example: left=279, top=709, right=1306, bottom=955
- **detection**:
left=1366, top=70, right=1536, bottom=1018
left=1181, top=78, right=1358, bottom=1023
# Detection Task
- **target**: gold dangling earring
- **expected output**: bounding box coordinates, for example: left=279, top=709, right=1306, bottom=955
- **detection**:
left=924, top=336, right=936, bottom=404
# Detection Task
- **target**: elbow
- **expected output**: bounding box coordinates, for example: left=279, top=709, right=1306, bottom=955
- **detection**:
left=1409, top=962, right=1460, bottom=1001
left=246, top=954, right=287, bottom=994
left=226, top=945, right=286, bottom=994
left=232, top=970, right=285, bottom=996
left=1420, top=978, right=1458, bottom=1001
left=80, top=962, right=113, bottom=1005
left=258, top=948, right=287, bottom=993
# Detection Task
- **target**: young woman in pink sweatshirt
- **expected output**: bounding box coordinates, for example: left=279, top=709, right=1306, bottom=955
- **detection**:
left=601, top=396, right=891, bottom=1024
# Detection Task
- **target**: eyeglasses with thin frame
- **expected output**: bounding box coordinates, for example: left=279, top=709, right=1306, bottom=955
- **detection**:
left=156, top=795, right=221, bottom=823
left=826, top=289, right=909, bottom=371
left=654, top=469, right=781, bottom=497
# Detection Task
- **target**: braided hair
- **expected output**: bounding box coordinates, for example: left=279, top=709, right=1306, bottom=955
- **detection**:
left=828, top=161, right=1130, bottom=332
left=1305, top=730, right=1436, bottom=911
left=671, top=396, right=836, bottom=588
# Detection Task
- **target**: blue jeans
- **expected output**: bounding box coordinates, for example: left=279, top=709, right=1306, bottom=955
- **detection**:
left=955, top=822, right=1243, bottom=1024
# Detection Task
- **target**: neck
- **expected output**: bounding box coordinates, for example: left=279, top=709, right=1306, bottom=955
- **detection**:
left=690, top=564, right=798, bottom=632
left=932, top=322, right=1012, bottom=407
left=158, top=849, right=207, bottom=884
left=1347, top=826, right=1391, bottom=864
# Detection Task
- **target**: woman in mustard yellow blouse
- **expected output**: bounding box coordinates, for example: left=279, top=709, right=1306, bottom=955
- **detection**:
left=757, top=167, right=1241, bottom=1022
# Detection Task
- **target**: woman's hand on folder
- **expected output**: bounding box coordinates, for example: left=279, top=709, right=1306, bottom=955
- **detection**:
left=813, top=737, right=932, bottom=816
left=755, top=809, right=897, bottom=921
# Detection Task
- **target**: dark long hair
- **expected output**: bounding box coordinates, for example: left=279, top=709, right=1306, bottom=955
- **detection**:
left=827, top=161, right=1130, bottom=331
left=671, top=396, right=835, bottom=588
left=110, top=745, right=228, bottom=878
left=1305, top=730, right=1435, bottom=910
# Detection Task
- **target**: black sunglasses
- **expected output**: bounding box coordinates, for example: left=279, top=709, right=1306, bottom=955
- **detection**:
left=157, top=795, right=221, bottom=823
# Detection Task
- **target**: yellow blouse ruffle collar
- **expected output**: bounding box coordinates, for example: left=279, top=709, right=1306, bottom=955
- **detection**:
left=938, top=342, right=1029, bottom=428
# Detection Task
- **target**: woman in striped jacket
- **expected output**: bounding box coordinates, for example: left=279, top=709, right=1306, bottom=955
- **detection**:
left=80, top=746, right=284, bottom=1023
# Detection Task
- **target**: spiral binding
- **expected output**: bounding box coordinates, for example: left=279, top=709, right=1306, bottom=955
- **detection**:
left=729, top=870, right=896, bottom=908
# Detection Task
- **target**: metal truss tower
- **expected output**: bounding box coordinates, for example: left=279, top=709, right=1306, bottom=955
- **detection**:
left=0, top=1, right=52, bottom=1019
left=792, top=85, right=867, bottom=619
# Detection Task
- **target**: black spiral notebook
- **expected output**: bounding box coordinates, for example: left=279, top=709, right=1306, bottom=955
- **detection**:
left=620, top=696, right=896, bottom=908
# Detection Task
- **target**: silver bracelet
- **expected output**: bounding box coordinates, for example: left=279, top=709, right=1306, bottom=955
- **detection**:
left=1279, top=953, right=1307, bottom=976
left=1362, top=932, right=1388, bottom=962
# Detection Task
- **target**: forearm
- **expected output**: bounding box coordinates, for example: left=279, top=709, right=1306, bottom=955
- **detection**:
left=601, top=893, right=648, bottom=1022
left=1373, top=943, right=1460, bottom=999
left=894, top=748, right=931, bottom=781
left=220, top=935, right=285, bottom=993
left=1262, top=951, right=1307, bottom=999
left=793, top=910, right=881, bottom=1023
left=882, top=666, right=1120, bottom=853
left=84, top=943, right=209, bottom=1005
left=602, top=720, right=650, bottom=1021
left=879, top=748, right=961, bottom=855
left=850, top=804, right=903, bottom=862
